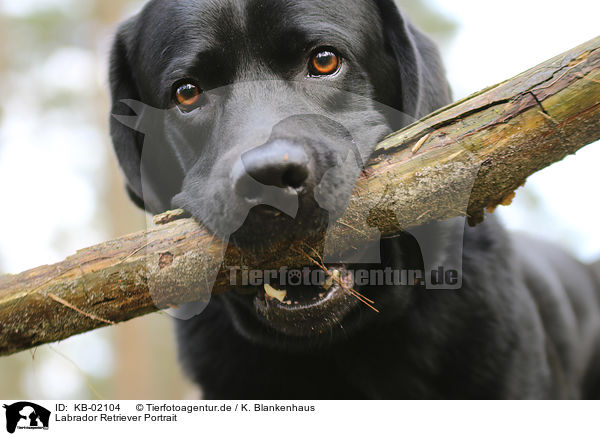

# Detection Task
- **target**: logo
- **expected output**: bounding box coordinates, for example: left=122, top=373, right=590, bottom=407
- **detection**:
left=3, top=403, right=50, bottom=434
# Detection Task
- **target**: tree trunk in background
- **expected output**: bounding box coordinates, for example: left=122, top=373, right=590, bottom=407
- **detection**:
left=0, top=14, right=5, bottom=125
left=93, top=0, right=194, bottom=400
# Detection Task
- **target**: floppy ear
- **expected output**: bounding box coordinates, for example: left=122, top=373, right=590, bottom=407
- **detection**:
left=373, top=0, right=452, bottom=118
left=109, top=17, right=146, bottom=209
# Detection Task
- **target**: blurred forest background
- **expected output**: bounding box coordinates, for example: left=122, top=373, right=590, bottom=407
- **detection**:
left=0, top=0, right=598, bottom=399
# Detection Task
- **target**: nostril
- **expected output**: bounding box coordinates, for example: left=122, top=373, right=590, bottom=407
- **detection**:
left=236, top=176, right=263, bottom=201
left=282, top=164, right=309, bottom=190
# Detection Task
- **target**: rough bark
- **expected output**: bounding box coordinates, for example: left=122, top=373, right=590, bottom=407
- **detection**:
left=1, top=36, right=599, bottom=357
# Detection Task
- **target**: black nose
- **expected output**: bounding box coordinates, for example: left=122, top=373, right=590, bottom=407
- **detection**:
left=232, top=141, right=311, bottom=201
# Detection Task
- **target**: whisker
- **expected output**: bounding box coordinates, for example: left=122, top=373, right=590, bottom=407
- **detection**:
left=291, top=247, right=379, bottom=312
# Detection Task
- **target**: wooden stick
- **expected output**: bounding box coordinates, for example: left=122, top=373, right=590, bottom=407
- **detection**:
left=1, top=36, right=599, bottom=357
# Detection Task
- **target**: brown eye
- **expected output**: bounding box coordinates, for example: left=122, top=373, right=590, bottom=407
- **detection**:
left=175, top=82, right=201, bottom=109
left=309, top=49, right=341, bottom=76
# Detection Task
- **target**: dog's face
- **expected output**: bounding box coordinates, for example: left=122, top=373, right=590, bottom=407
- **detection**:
left=110, top=0, right=450, bottom=343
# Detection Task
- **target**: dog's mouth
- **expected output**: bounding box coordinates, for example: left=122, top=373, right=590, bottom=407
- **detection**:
left=228, top=265, right=371, bottom=337
left=256, top=265, right=352, bottom=309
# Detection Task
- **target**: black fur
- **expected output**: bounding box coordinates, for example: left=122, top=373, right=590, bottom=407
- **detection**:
left=109, top=0, right=600, bottom=399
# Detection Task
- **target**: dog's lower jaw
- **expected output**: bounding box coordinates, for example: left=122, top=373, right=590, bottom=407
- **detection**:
left=214, top=235, right=421, bottom=351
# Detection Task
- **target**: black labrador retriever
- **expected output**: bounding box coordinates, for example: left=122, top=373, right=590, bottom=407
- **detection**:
left=109, top=0, right=600, bottom=399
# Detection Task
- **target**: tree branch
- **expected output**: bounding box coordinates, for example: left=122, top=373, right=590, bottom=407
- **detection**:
left=1, top=36, right=599, bottom=357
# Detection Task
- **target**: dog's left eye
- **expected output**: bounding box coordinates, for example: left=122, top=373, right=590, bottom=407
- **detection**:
left=309, top=49, right=341, bottom=76
left=174, top=81, right=202, bottom=111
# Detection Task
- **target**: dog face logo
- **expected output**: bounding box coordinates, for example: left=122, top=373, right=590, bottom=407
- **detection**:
left=3, top=402, right=50, bottom=434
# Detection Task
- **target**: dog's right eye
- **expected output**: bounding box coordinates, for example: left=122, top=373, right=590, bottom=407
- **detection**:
left=174, top=82, right=202, bottom=111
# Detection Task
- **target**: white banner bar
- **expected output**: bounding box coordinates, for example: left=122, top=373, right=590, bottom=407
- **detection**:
left=1, top=400, right=597, bottom=436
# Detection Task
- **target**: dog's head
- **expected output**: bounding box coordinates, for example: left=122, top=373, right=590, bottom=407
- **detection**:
left=109, top=0, right=451, bottom=342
